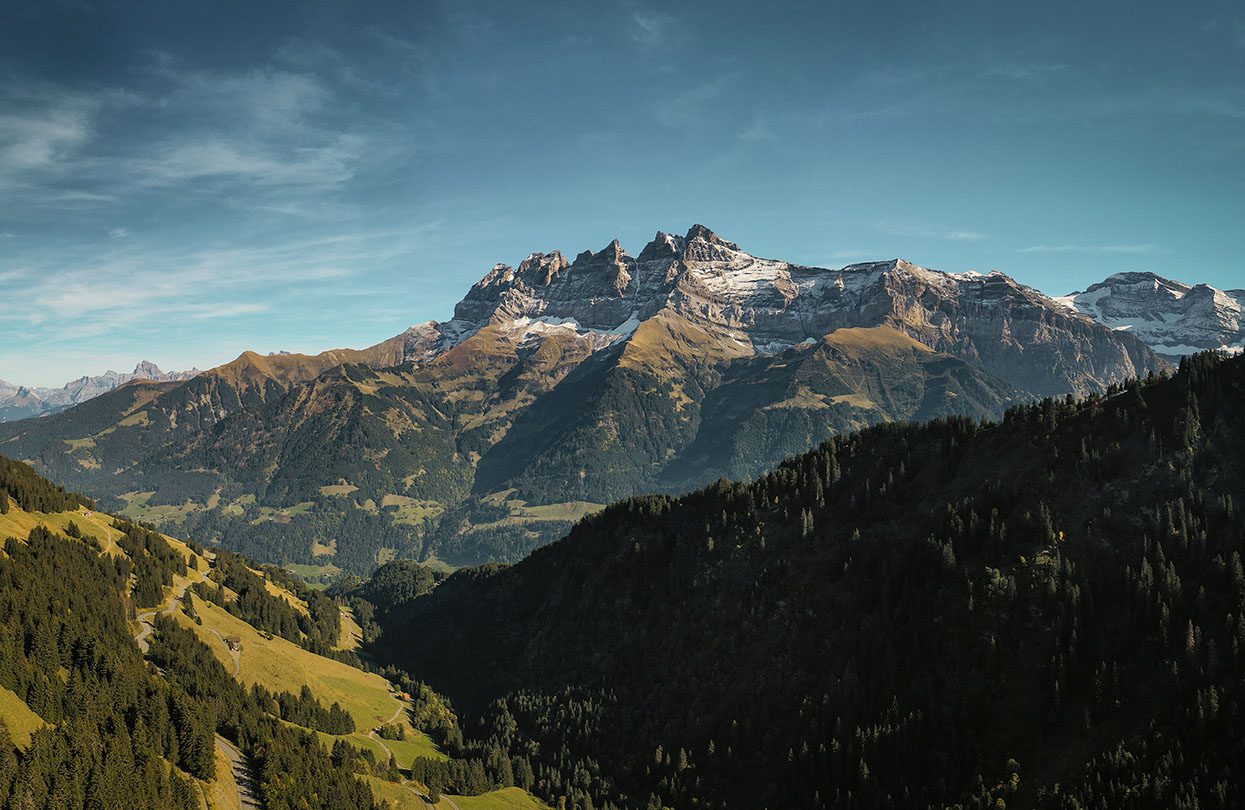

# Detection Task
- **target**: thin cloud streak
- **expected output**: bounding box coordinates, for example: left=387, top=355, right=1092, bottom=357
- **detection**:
left=630, top=10, right=676, bottom=47
left=876, top=220, right=987, bottom=242
left=1019, top=243, right=1159, bottom=256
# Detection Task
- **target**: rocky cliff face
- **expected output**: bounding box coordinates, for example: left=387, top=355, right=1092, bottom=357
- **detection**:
left=1056, top=272, right=1245, bottom=359
left=428, top=225, right=1164, bottom=398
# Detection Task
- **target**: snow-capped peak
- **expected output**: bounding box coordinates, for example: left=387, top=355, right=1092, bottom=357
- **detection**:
left=1060, top=272, right=1245, bottom=357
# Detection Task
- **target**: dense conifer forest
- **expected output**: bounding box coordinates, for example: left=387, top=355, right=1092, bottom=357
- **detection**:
left=0, top=455, right=93, bottom=514
left=0, top=458, right=388, bottom=809
left=364, top=352, right=1245, bottom=809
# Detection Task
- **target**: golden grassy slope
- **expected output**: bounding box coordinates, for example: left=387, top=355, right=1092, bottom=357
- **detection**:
left=201, top=746, right=243, bottom=810
left=820, top=325, right=934, bottom=358
left=0, top=503, right=126, bottom=555
left=0, top=685, right=46, bottom=748
left=208, top=334, right=408, bottom=392
left=363, top=780, right=552, bottom=810
left=177, top=595, right=446, bottom=768
left=619, top=311, right=751, bottom=375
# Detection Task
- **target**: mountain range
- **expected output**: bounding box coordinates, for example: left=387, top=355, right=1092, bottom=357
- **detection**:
left=0, top=361, right=199, bottom=422
left=0, top=225, right=1221, bottom=571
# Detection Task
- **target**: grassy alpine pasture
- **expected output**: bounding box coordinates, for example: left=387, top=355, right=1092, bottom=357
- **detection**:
left=177, top=594, right=446, bottom=768
left=0, top=502, right=125, bottom=554
left=337, top=606, right=364, bottom=650
left=369, top=729, right=446, bottom=765
left=363, top=779, right=551, bottom=810
left=301, top=721, right=447, bottom=767
left=117, top=490, right=204, bottom=525
left=362, top=775, right=426, bottom=809
left=179, top=595, right=392, bottom=724
left=285, top=561, right=344, bottom=588
left=0, top=685, right=46, bottom=748
left=259, top=574, right=309, bottom=614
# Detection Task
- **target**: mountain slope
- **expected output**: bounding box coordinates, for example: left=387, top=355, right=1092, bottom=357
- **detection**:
left=0, top=226, right=1169, bottom=570
left=473, top=323, right=1025, bottom=505
left=0, top=456, right=388, bottom=809
left=1057, top=271, right=1245, bottom=358
left=0, top=454, right=549, bottom=809
left=367, top=352, right=1245, bottom=809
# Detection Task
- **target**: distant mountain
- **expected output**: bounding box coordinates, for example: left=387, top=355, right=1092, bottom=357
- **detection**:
left=1056, top=271, right=1245, bottom=359
left=0, top=361, right=199, bottom=422
left=0, top=226, right=1166, bottom=570
left=363, top=351, right=1245, bottom=810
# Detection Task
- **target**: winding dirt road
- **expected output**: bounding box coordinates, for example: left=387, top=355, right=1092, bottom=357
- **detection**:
left=215, top=734, right=262, bottom=810
left=129, top=554, right=256, bottom=810
left=368, top=702, right=464, bottom=810
left=134, top=579, right=194, bottom=653
left=367, top=701, right=410, bottom=759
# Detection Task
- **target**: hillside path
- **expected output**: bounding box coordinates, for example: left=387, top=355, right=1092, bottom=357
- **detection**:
left=368, top=702, right=461, bottom=810
left=368, top=702, right=407, bottom=766
left=134, top=578, right=195, bottom=653
left=129, top=555, right=255, bottom=810
left=215, top=734, right=262, bottom=810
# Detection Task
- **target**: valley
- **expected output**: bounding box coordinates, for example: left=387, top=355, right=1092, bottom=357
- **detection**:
left=5, top=4, right=1238, bottom=808
left=4, top=261, right=1240, bottom=810
left=357, top=351, right=1245, bottom=809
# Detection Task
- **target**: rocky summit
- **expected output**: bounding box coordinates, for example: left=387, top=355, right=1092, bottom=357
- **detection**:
left=419, top=225, right=1161, bottom=397
left=0, top=226, right=1172, bottom=570
left=1057, top=271, right=1245, bottom=359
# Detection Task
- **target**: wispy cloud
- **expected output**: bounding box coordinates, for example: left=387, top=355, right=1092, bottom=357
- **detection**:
left=829, top=249, right=876, bottom=261
left=736, top=114, right=777, bottom=143
left=131, top=61, right=386, bottom=193
left=0, top=85, right=128, bottom=197
left=630, top=10, right=676, bottom=47
left=876, top=220, right=987, bottom=242
left=0, top=229, right=418, bottom=334
left=653, top=73, right=739, bottom=127
left=1019, top=243, right=1159, bottom=255
left=0, top=94, right=95, bottom=178
left=182, top=302, right=271, bottom=320
left=137, top=134, right=366, bottom=188
left=0, top=51, right=403, bottom=221
left=987, top=62, right=1067, bottom=81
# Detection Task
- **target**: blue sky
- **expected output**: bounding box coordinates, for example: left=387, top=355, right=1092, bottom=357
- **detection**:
left=1, top=0, right=1242, bottom=386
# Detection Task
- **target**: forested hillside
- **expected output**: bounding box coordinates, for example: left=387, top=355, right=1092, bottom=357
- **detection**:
left=0, top=454, right=549, bottom=809
left=367, top=353, right=1245, bottom=809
